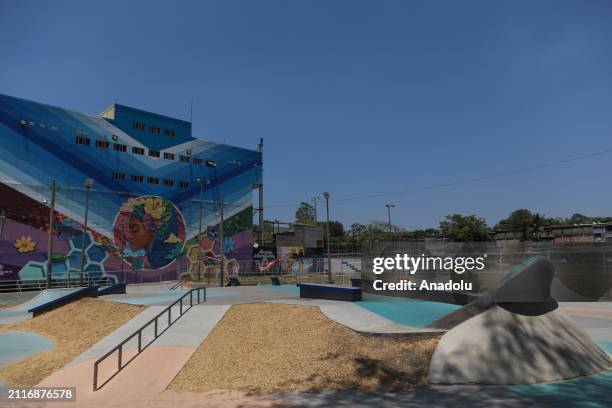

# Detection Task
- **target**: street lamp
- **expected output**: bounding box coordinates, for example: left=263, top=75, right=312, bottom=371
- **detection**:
left=323, top=192, right=332, bottom=283
left=79, top=178, right=94, bottom=286
left=385, top=204, right=395, bottom=233
left=195, top=178, right=205, bottom=281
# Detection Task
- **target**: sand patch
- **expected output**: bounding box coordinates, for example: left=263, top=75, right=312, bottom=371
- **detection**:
left=0, top=298, right=144, bottom=386
left=169, top=303, right=439, bottom=392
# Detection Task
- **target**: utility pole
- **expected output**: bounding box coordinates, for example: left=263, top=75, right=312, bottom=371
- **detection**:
left=80, top=179, right=94, bottom=286
left=257, top=138, right=264, bottom=244
left=46, top=180, right=56, bottom=289
left=385, top=204, right=395, bottom=233
left=196, top=178, right=204, bottom=281
left=311, top=196, right=319, bottom=222
left=0, top=210, right=5, bottom=241
left=120, top=223, right=125, bottom=283
left=323, top=192, right=332, bottom=284
left=219, top=199, right=224, bottom=287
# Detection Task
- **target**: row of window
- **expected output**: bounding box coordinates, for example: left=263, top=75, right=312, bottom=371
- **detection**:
left=75, top=135, right=210, bottom=164
left=19, top=119, right=60, bottom=130
left=133, top=121, right=175, bottom=137
left=111, top=172, right=190, bottom=188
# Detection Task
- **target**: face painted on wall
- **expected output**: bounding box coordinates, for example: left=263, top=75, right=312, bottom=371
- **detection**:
left=127, top=216, right=154, bottom=252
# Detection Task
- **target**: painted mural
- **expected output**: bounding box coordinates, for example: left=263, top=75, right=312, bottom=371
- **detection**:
left=0, top=93, right=262, bottom=284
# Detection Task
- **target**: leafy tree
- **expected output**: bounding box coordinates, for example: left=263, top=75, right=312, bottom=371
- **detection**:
left=496, top=209, right=533, bottom=241
left=295, top=202, right=316, bottom=224
left=566, top=213, right=590, bottom=225
left=439, top=214, right=489, bottom=242
left=319, top=220, right=345, bottom=238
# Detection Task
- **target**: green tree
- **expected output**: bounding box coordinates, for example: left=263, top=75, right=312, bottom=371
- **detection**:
left=295, top=202, right=316, bottom=224
left=439, top=214, right=489, bottom=242
left=496, top=209, right=534, bottom=241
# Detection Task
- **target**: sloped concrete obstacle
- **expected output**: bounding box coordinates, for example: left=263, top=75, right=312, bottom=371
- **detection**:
left=427, top=256, right=611, bottom=384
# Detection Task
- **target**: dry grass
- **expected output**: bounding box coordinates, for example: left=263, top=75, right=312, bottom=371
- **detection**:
left=169, top=303, right=440, bottom=393
left=0, top=298, right=144, bottom=386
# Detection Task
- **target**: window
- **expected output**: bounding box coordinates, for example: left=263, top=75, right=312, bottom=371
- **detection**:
left=133, top=121, right=145, bottom=130
left=193, top=157, right=203, bottom=165
left=163, top=152, right=175, bottom=160
left=131, top=174, right=144, bottom=183
left=95, top=140, right=109, bottom=149
left=113, top=143, right=127, bottom=152
left=178, top=181, right=189, bottom=189
left=148, top=125, right=161, bottom=134
left=148, top=149, right=160, bottom=158
left=51, top=124, right=59, bottom=130
left=179, top=155, right=190, bottom=162
left=163, top=179, right=174, bottom=187
left=76, top=136, right=91, bottom=146
left=132, top=146, right=145, bottom=155
left=147, top=176, right=159, bottom=184
left=112, top=172, right=125, bottom=181
left=164, top=129, right=175, bottom=137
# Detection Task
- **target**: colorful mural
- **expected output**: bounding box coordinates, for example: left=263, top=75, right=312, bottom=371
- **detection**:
left=0, top=94, right=262, bottom=283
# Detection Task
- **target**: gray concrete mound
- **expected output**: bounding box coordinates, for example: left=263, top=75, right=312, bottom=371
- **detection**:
left=427, top=256, right=611, bottom=384
left=428, top=304, right=610, bottom=384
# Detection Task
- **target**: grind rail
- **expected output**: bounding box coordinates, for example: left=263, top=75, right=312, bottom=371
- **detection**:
left=92, top=287, right=206, bottom=391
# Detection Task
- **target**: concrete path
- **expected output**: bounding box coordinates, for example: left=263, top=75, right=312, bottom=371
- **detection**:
left=270, top=298, right=443, bottom=337
left=37, top=304, right=230, bottom=407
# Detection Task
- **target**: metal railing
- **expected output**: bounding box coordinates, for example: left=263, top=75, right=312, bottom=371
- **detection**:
left=0, top=276, right=115, bottom=293
left=92, top=287, right=206, bottom=391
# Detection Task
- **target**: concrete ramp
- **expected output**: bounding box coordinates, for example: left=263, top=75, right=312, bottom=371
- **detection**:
left=0, top=288, right=80, bottom=324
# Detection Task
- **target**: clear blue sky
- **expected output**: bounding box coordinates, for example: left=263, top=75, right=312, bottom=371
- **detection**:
left=2, top=0, right=612, bottom=229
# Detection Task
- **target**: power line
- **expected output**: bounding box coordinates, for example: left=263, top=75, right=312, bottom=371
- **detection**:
left=266, top=147, right=612, bottom=208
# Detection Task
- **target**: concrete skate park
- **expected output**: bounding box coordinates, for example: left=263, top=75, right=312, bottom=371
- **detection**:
left=1, top=257, right=612, bottom=408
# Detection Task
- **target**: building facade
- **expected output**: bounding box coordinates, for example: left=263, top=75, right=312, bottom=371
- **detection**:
left=0, top=94, right=262, bottom=283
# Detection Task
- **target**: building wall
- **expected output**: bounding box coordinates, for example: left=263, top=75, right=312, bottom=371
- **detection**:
left=0, top=94, right=262, bottom=283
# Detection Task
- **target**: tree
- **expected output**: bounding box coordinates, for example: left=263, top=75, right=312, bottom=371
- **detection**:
left=295, top=202, right=316, bottom=224
left=439, top=214, right=489, bottom=242
left=496, top=209, right=533, bottom=241
left=320, top=220, right=345, bottom=238
left=567, top=213, right=590, bottom=225
left=532, top=213, right=545, bottom=240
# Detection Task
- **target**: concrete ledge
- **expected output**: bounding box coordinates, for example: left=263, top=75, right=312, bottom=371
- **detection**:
left=297, top=283, right=362, bottom=301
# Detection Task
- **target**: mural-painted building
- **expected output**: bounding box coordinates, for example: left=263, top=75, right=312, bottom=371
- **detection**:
left=0, top=93, right=262, bottom=283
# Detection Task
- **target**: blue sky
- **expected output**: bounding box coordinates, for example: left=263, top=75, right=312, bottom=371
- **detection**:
left=1, top=0, right=612, bottom=229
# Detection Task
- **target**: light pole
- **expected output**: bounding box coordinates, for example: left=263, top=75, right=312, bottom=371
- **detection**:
left=323, top=192, right=332, bottom=283
left=80, top=178, right=94, bottom=286
left=219, top=199, right=224, bottom=287
left=196, top=178, right=204, bottom=281
left=385, top=204, right=395, bottom=233
left=46, top=180, right=56, bottom=289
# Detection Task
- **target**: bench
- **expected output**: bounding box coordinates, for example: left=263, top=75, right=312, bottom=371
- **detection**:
left=297, top=283, right=362, bottom=301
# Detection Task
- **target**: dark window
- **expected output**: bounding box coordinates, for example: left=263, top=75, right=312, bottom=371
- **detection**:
left=163, top=179, right=174, bottom=187
left=164, top=129, right=175, bottom=137
left=133, top=121, right=145, bottom=130
left=113, top=143, right=127, bottom=152
left=95, top=140, right=109, bottom=149
left=163, top=152, right=175, bottom=160
left=193, top=157, right=203, bottom=165
left=147, top=176, right=159, bottom=184
left=179, top=155, right=190, bottom=162
left=178, top=181, right=189, bottom=189
left=132, top=146, right=145, bottom=155
left=112, top=172, right=125, bottom=181
left=148, top=125, right=161, bottom=134
left=131, top=174, right=144, bottom=183
left=149, top=149, right=160, bottom=158
left=75, top=136, right=91, bottom=146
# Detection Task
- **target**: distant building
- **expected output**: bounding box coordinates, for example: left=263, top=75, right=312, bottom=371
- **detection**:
left=492, top=222, right=612, bottom=243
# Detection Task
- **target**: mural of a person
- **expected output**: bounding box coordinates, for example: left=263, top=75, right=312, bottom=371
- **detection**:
left=114, top=196, right=185, bottom=269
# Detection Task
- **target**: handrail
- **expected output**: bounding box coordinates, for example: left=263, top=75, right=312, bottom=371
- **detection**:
left=92, top=287, right=206, bottom=391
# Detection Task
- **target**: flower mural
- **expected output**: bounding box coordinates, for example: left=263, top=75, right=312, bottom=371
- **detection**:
left=114, top=196, right=186, bottom=269
left=14, top=236, right=36, bottom=253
